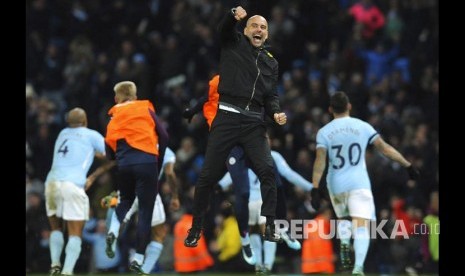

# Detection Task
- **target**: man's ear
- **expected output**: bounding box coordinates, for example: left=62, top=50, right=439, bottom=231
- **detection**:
left=328, top=106, right=333, bottom=114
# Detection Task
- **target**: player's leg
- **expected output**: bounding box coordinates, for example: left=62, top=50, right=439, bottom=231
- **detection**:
left=239, top=123, right=279, bottom=242
left=60, top=182, right=89, bottom=275
left=348, top=189, right=375, bottom=275
left=141, top=194, right=166, bottom=273
left=330, top=191, right=353, bottom=270
left=45, top=181, right=64, bottom=275
left=186, top=110, right=241, bottom=246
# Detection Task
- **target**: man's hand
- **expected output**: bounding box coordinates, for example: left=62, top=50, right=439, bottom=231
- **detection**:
left=182, top=108, right=195, bottom=123
left=310, top=188, right=322, bottom=211
left=232, top=6, right=247, bottom=21
left=274, top=112, right=287, bottom=125
left=406, top=165, right=420, bottom=180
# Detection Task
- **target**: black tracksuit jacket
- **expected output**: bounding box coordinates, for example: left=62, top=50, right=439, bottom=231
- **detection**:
left=217, top=10, right=281, bottom=118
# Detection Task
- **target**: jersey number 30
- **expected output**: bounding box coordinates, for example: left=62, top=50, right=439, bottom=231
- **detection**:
left=331, top=143, right=361, bottom=169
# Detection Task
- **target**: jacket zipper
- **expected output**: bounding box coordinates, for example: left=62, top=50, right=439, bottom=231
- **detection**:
left=245, top=50, right=261, bottom=111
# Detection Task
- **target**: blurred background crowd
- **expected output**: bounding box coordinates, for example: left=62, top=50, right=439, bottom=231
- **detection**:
left=26, top=0, right=438, bottom=274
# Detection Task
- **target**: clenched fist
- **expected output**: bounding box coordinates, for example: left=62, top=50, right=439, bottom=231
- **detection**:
left=232, top=6, right=247, bottom=21
left=274, top=112, right=287, bottom=125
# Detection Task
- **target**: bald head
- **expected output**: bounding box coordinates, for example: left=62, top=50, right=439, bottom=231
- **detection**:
left=67, top=107, right=87, bottom=127
left=244, top=15, right=268, bottom=48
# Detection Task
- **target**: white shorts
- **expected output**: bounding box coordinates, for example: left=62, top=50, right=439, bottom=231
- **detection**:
left=45, top=180, right=89, bottom=221
left=248, top=200, right=266, bottom=225
left=329, top=188, right=376, bottom=220
left=125, top=194, right=166, bottom=226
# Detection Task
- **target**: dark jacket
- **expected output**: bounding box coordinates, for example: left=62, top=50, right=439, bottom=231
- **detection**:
left=217, top=10, right=281, bottom=119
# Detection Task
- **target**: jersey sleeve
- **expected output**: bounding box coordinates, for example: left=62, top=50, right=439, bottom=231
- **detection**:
left=316, top=129, right=328, bottom=149
left=163, top=147, right=176, bottom=165
left=91, top=130, right=106, bottom=155
left=365, top=122, right=380, bottom=145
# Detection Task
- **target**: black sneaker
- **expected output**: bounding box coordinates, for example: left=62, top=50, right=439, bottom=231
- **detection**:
left=49, top=265, right=61, bottom=276
left=241, top=244, right=256, bottom=265
left=129, top=261, right=148, bottom=275
left=340, top=243, right=352, bottom=269
left=105, top=232, right=116, bottom=258
left=184, top=227, right=202, bottom=247
left=263, top=224, right=283, bottom=243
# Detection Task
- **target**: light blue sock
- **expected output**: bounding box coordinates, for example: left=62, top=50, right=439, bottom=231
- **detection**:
left=109, top=210, right=121, bottom=239
left=263, top=240, right=277, bottom=270
left=133, top=252, right=144, bottom=265
left=240, top=232, right=250, bottom=246
left=353, top=226, right=370, bottom=268
left=61, top=236, right=82, bottom=274
left=337, top=220, right=352, bottom=245
left=250, top=234, right=262, bottom=268
left=141, top=241, right=163, bottom=273
left=49, top=230, right=64, bottom=267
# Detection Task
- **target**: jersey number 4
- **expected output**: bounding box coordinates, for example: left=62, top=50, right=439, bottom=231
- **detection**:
left=58, top=139, right=69, bottom=156
left=331, top=143, right=361, bottom=169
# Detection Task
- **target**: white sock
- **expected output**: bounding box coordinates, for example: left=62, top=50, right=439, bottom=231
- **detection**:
left=61, top=236, right=82, bottom=274
left=49, top=230, right=64, bottom=267
left=141, top=241, right=163, bottom=273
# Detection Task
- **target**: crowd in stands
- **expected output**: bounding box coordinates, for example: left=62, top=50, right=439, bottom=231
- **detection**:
left=26, top=0, right=438, bottom=274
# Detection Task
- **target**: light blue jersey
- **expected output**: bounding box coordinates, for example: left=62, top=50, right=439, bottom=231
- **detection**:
left=219, top=150, right=313, bottom=201
left=316, top=117, right=379, bottom=194
left=159, top=147, right=175, bottom=180
left=46, top=127, right=105, bottom=188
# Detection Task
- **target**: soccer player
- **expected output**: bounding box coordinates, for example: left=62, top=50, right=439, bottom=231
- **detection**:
left=103, top=147, right=180, bottom=274
left=219, top=145, right=313, bottom=274
left=45, top=107, right=106, bottom=276
left=105, top=81, right=168, bottom=274
left=312, top=91, right=419, bottom=275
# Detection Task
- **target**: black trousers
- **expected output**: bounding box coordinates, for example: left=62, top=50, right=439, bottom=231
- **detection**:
left=116, top=162, right=158, bottom=254
left=193, top=109, right=277, bottom=220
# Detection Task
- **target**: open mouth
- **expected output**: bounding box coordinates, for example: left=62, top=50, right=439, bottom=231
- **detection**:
left=252, top=35, right=262, bottom=44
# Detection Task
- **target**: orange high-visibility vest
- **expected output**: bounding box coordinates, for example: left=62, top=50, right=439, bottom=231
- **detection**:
left=301, top=215, right=335, bottom=274
left=105, top=100, right=159, bottom=155
left=173, top=214, right=214, bottom=272
left=203, top=75, right=220, bottom=129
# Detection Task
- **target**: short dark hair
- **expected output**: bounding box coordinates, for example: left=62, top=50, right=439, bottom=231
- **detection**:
left=330, top=91, right=350, bottom=114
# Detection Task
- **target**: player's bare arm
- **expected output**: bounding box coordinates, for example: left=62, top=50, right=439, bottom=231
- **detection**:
left=312, top=147, right=327, bottom=189
left=164, top=163, right=180, bottom=211
left=373, top=137, right=410, bottom=167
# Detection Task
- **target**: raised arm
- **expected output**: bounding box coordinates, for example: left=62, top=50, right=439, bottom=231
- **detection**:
left=218, top=6, right=246, bottom=46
